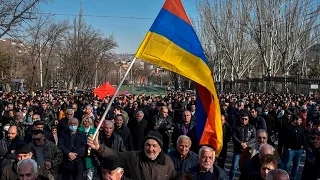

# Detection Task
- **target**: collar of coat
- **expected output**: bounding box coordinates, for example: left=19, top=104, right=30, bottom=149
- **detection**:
left=140, top=151, right=165, bottom=165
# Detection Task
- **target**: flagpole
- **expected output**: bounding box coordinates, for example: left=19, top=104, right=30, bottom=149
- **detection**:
left=88, top=57, right=137, bottom=154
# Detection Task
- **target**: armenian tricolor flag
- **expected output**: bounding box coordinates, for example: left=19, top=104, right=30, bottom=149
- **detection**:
left=135, top=0, right=222, bottom=154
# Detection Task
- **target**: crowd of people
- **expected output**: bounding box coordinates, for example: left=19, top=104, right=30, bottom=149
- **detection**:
left=0, top=90, right=319, bottom=180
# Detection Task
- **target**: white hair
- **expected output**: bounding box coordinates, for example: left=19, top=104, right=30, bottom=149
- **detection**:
left=116, top=167, right=124, bottom=173
left=66, top=109, right=74, bottom=115
left=17, top=159, right=38, bottom=174
left=199, top=146, right=215, bottom=157
left=176, top=135, right=192, bottom=146
left=266, top=169, right=290, bottom=180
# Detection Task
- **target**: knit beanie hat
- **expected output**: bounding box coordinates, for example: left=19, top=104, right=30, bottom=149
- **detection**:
left=144, top=131, right=163, bottom=149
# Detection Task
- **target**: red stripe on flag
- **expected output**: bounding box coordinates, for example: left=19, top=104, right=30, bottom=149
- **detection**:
left=162, top=0, right=191, bottom=25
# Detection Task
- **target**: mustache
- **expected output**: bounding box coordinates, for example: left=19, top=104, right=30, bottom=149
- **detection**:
left=202, top=162, right=212, bottom=166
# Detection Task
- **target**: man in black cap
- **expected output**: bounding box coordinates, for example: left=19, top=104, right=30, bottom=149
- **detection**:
left=88, top=130, right=176, bottom=180
left=24, top=120, right=54, bottom=144
left=101, top=155, right=126, bottom=180
left=1, top=144, right=48, bottom=180
left=275, top=109, right=292, bottom=157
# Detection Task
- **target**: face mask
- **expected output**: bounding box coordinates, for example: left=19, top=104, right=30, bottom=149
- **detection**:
left=69, top=125, right=78, bottom=131
left=263, top=111, right=268, bottom=115
left=93, top=106, right=97, bottom=109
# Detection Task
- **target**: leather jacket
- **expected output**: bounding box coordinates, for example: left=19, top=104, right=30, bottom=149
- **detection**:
left=232, top=123, right=256, bottom=152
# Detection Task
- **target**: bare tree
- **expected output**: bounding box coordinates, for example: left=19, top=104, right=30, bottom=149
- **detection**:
left=196, top=0, right=256, bottom=82
left=57, top=7, right=117, bottom=89
left=196, top=0, right=320, bottom=82
left=248, top=0, right=320, bottom=76
left=0, top=0, right=45, bottom=38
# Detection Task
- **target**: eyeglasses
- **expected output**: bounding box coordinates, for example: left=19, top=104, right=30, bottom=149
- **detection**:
left=241, top=118, right=249, bottom=120
left=250, top=111, right=255, bottom=113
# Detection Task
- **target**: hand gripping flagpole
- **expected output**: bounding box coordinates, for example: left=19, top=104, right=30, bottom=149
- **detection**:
left=88, top=57, right=137, bottom=155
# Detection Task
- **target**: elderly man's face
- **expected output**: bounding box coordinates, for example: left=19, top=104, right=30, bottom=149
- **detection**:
left=199, top=150, right=214, bottom=170
left=177, top=138, right=191, bottom=157
left=66, top=111, right=74, bottom=120
left=256, top=132, right=268, bottom=146
left=103, top=124, right=114, bottom=137
left=102, top=168, right=124, bottom=180
left=68, top=119, right=78, bottom=126
left=144, top=139, right=161, bottom=160
left=18, top=163, right=38, bottom=180
left=136, top=113, right=144, bottom=121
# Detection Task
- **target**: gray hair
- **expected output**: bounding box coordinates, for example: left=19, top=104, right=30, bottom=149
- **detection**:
left=199, top=146, right=215, bottom=157
left=68, top=118, right=79, bottom=125
left=104, top=120, right=114, bottom=128
left=266, top=169, right=290, bottom=180
left=176, top=135, right=192, bottom=146
left=66, top=109, right=74, bottom=116
left=256, top=129, right=268, bottom=137
left=136, top=110, right=144, bottom=116
left=17, top=159, right=38, bottom=174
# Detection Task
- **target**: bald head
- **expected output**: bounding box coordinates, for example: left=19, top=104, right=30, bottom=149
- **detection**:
left=259, top=144, right=275, bottom=159
left=8, top=126, right=18, bottom=140
left=266, top=169, right=290, bottom=180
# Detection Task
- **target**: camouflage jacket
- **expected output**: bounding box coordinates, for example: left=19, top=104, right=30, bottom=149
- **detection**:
left=29, top=140, right=63, bottom=179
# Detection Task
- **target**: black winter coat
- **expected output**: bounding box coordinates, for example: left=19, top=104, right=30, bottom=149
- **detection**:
left=171, top=122, right=198, bottom=153
left=127, top=118, right=149, bottom=151
left=58, top=130, right=87, bottom=174
left=187, top=164, right=228, bottom=180
left=96, top=144, right=176, bottom=180
left=168, top=150, right=198, bottom=173
left=114, top=125, right=133, bottom=151
left=99, top=132, right=126, bottom=152
left=232, top=123, right=256, bottom=152
left=283, top=123, right=305, bottom=150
